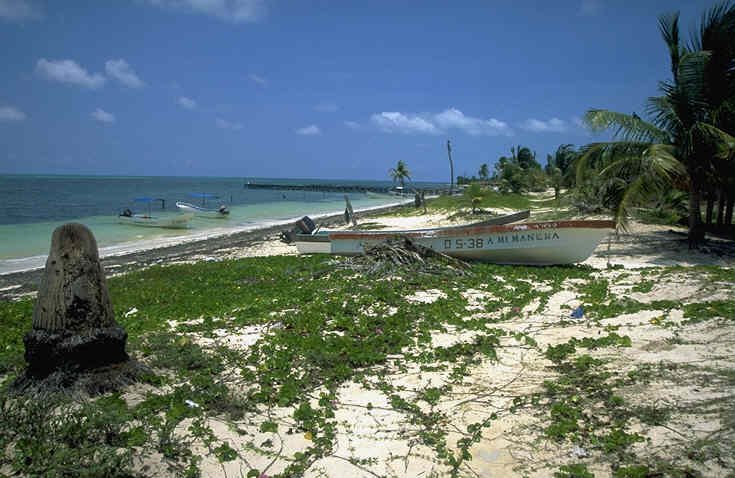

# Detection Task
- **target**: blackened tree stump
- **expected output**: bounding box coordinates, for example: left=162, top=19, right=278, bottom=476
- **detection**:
left=14, top=223, right=143, bottom=394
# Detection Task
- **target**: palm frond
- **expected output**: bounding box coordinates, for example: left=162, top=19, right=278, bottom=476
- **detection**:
left=692, top=1, right=735, bottom=51
left=658, top=10, right=682, bottom=79
left=584, top=110, right=669, bottom=143
left=613, top=175, right=648, bottom=231
left=693, top=122, right=735, bottom=159
left=677, top=51, right=713, bottom=117
left=645, top=95, right=682, bottom=139
left=575, top=141, right=652, bottom=185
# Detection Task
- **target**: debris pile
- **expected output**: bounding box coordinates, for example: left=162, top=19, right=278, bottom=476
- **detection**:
left=337, top=236, right=471, bottom=276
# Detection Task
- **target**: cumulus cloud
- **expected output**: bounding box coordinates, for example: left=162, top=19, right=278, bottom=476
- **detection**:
left=296, top=124, right=321, bottom=136
left=433, top=108, right=512, bottom=136
left=105, top=59, right=144, bottom=88
left=91, top=108, right=115, bottom=123
left=343, top=121, right=360, bottom=130
left=520, top=117, right=568, bottom=133
left=0, top=106, right=26, bottom=121
left=248, top=73, right=267, bottom=86
left=371, top=112, right=441, bottom=135
left=216, top=117, right=242, bottom=130
left=146, top=0, right=266, bottom=23
left=314, top=102, right=338, bottom=113
left=370, top=108, right=512, bottom=136
left=178, top=96, right=197, bottom=110
left=0, top=0, right=41, bottom=21
left=36, top=58, right=105, bottom=89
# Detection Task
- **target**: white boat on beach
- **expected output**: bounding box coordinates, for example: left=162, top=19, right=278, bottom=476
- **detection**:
left=287, top=210, right=533, bottom=256
left=175, top=201, right=230, bottom=218
left=118, top=212, right=194, bottom=229
left=327, top=220, right=615, bottom=265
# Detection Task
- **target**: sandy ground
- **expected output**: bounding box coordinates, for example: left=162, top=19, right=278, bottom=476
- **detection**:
left=4, top=208, right=735, bottom=476
left=135, top=212, right=734, bottom=477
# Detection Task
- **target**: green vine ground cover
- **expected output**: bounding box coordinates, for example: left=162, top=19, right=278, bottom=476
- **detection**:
left=0, top=254, right=733, bottom=477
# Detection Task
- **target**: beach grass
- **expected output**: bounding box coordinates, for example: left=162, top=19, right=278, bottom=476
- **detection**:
left=1, top=251, right=733, bottom=476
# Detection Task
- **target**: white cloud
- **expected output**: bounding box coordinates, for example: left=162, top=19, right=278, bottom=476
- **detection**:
left=36, top=58, right=105, bottom=89
left=344, top=121, right=360, bottom=130
left=146, top=0, right=266, bottom=23
left=91, top=108, right=115, bottom=123
left=178, top=96, right=197, bottom=110
left=105, top=59, right=144, bottom=88
left=216, top=117, right=242, bottom=130
left=0, top=0, right=41, bottom=21
left=371, top=112, right=441, bottom=135
left=248, top=73, right=267, bottom=86
left=0, top=106, right=26, bottom=121
left=370, top=108, right=512, bottom=136
left=315, top=102, right=338, bottom=113
left=296, top=124, right=321, bottom=136
left=520, top=117, right=568, bottom=133
left=433, top=108, right=512, bottom=136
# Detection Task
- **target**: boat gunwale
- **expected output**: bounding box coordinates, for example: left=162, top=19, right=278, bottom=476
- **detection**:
left=175, top=201, right=229, bottom=214
left=291, top=210, right=532, bottom=243
left=328, top=220, right=615, bottom=240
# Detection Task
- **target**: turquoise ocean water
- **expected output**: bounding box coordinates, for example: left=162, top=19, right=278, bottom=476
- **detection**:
left=0, top=175, right=442, bottom=275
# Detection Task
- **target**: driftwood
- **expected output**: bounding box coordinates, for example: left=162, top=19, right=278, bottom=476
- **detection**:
left=337, top=236, right=471, bottom=276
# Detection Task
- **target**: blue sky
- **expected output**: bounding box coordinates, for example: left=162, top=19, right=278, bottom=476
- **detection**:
left=0, top=0, right=720, bottom=181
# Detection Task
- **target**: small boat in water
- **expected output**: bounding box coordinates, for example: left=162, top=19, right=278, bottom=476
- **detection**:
left=286, top=210, right=532, bottom=256
left=118, top=212, right=194, bottom=229
left=176, top=193, right=230, bottom=218
left=175, top=201, right=230, bottom=218
left=118, top=197, right=193, bottom=229
left=328, top=220, right=614, bottom=265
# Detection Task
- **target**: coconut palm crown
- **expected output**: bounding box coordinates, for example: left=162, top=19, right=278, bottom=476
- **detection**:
left=576, top=1, right=735, bottom=243
left=389, top=160, right=411, bottom=190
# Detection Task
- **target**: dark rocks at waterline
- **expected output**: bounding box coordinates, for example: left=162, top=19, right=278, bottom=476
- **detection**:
left=13, top=223, right=144, bottom=395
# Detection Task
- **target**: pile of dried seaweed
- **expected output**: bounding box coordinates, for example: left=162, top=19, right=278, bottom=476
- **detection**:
left=335, top=236, right=471, bottom=276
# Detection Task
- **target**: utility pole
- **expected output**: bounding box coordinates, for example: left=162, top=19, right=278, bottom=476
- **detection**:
left=447, top=139, right=454, bottom=195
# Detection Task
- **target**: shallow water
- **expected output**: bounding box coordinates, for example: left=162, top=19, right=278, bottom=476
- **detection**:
left=0, top=175, right=434, bottom=274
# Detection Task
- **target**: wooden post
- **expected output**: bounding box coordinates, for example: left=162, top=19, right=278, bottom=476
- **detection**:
left=447, top=140, right=454, bottom=195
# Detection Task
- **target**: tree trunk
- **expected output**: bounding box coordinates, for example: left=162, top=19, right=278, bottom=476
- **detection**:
left=688, top=183, right=704, bottom=249
left=447, top=140, right=454, bottom=195
left=705, top=191, right=714, bottom=225
left=726, top=192, right=734, bottom=227
left=716, top=187, right=725, bottom=228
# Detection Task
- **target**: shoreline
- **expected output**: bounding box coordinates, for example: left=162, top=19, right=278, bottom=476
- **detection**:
left=0, top=201, right=412, bottom=299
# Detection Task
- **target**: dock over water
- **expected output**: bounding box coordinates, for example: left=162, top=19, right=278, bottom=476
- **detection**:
left=245, top=182, right=449, bottom=195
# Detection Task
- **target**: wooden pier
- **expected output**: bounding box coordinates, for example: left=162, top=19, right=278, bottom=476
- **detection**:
left=244, top=182, right=448, bottom=195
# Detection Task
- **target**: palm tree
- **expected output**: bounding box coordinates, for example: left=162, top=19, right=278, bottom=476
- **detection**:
left=389, top=160, right=411, bottom=190
left=576, top=2, right=735, bottom=244
left=478, top=163, right=489, bottom=182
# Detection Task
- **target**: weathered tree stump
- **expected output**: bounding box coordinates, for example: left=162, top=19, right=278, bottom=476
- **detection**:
left=13, top=223, right=142, bottom=394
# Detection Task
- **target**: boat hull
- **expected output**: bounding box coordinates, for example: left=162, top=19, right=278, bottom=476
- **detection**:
left=118, top=213, right=193, bottom=229
left=328, top=220, right=614, bottom=265
left=293, top=233, right=331, bottom=254
left=175, top=202, right=229, bottom=218
left=291, top=210, right=531, bottom=256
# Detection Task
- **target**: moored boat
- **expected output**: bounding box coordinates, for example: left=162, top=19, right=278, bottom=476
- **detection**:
left=118, top=196, right=194, bottom=229
left=118, top=212, right=194, bottom=229
left=328, top=220, right=614, bottom=265
left=175, top=201, right=230, bottom=218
